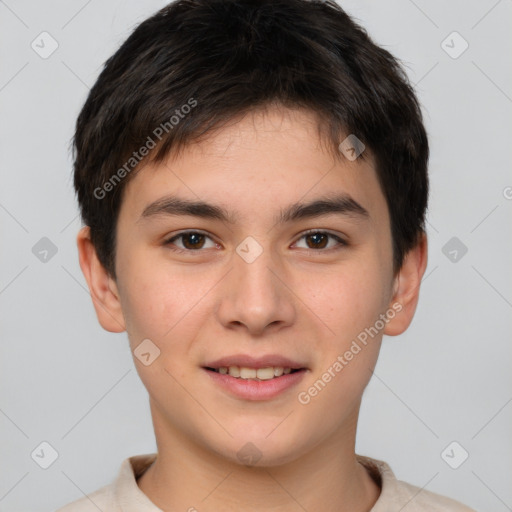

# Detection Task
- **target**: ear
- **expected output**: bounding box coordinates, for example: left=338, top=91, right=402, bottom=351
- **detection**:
left=384, top=232, right=428, bottom=336
left=76, top=226, right=126, bottom=333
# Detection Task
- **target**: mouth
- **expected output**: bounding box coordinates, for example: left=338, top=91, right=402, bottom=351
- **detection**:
left=203, top=366, right=303, bottom=381
left=201, top=354, right=308, bottom=400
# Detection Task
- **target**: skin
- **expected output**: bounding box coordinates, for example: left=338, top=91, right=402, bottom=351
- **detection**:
left=77, top=106, right=427, bottom=512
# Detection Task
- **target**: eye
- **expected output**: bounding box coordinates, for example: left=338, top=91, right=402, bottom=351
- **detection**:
left=293, top=230, right=346, bottom=251
left=163, top=231, right=219, bottom=252
left=163, top=229, right=347, bottom=254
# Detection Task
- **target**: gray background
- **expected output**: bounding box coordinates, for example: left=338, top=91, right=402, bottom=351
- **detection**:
left=1, top=1, right=511, bottom=510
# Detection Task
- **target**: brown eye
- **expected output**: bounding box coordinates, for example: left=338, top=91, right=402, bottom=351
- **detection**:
left=305, top=232, right=329, bottom=249
left=294, top=231, right=346, bottom=251
left=164, top=231, right=217, bottom=252
left=180, top=232, right=206, bottom=250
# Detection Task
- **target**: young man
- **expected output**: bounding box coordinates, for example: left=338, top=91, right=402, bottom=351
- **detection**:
left=57, top=0, right=476, bottom=510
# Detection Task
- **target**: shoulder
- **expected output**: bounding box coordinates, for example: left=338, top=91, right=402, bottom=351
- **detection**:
left=55, top=453, right=157, bottom=512
left=55, top=483, right=114, bottom=512
left=356, top=454, right=477, bottom=512
left=393, top=478, right=477, bottom=511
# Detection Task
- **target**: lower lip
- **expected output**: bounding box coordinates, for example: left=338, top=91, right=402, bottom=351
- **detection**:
left=203, top=368, right=307, bottom=401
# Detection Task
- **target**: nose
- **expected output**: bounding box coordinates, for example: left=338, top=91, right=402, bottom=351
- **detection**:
left=215, top=241, right=296, bottom=336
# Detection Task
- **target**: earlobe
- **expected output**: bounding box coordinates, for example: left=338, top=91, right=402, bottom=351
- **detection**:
left=76, top=226, right=126, bottom=333
left=384, top=232, right=428, bottom=337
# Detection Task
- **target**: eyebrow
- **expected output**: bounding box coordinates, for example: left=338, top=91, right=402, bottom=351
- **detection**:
left=139, top=193, right=369, bottom=225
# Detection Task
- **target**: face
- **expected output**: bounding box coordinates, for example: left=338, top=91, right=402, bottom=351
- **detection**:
left=80, top=106, right=425, bottom=467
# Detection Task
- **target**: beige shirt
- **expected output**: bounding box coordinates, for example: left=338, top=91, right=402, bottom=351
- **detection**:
left=56, top=453, right=477, bottom=511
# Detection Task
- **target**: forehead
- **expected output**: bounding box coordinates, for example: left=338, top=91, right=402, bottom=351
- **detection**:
left=119, top=106, right=387, bottom=227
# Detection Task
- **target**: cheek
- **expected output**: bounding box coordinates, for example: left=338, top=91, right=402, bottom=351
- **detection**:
left=116, top=254, right=182, bottom=344
left=297, top=269, right=386, bottom=420
left=117, top=267, right=198, bottom=401
left=116, top=252, right=218, bottom=355
left=317, top=263, right=389, bottom=341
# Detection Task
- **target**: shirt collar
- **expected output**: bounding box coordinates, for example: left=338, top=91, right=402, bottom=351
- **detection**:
left=114, top=453, right=160, bottom=511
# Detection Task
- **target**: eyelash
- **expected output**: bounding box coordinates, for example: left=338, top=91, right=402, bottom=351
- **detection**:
left=163, top=229, right=347, bottom=254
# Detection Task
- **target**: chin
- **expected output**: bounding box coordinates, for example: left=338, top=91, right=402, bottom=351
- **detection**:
left=211, top=428, right=310, bottom=468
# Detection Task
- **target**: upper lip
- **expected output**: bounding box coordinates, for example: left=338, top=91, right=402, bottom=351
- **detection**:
left=203, top=354, right=307, bottom=370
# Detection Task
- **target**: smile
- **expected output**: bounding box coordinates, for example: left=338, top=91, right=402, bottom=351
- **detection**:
left=206, top=366, right=300, bottom=380
left=203, top=366, right=307, bottom=400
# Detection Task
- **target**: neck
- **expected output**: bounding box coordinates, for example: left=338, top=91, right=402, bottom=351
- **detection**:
left=137, top=400, right=380, bottom=512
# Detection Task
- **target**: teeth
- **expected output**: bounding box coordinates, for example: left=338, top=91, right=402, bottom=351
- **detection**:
left=229, top=366, right=240, bottom=378
left=215, top=366, right=297, bottom=380
left=274, top=367, right=284, bottom=377
left=255, top=367, right=274, bottom=380
left=240, top=367, right=257, bottom=379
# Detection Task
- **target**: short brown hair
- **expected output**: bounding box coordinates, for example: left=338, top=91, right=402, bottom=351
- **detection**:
left=72, top=0, right=429, bottom=278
